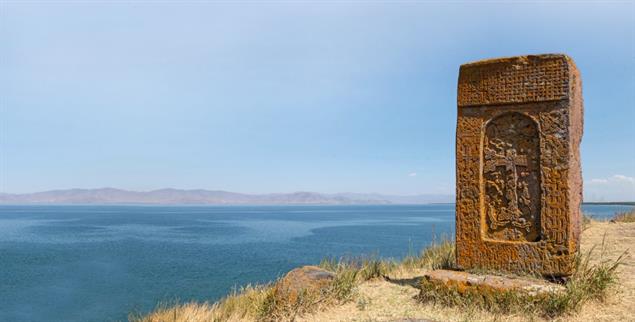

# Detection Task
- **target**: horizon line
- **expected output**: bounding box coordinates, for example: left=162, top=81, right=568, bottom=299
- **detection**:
left=0, top=187, right=454, bottom=196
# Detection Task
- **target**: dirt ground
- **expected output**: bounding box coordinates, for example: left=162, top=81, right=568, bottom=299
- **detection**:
left=299, top=221, right=635, bottom=322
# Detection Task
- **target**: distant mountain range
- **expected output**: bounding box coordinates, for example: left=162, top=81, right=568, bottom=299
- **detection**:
left=0, top=188, right=454, bottom=205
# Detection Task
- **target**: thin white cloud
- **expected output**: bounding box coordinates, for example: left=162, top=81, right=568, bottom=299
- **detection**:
left=612, top=174, right=635, bottom=183
left=408, top=172, right=417, bottom=177
left=589, top=174, right=635, bottom=185
left=585, top=174, right=635, bottom=202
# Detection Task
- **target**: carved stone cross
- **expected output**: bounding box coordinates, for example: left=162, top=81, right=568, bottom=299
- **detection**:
left=484, top=148, right=529, bottom=224
left=484, top=149, right=529, bottom=173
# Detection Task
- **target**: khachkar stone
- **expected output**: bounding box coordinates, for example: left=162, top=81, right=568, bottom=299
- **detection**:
left=455, top=54, right=583, bottom=277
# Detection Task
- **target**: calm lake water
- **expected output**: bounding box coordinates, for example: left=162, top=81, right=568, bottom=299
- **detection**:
left=0, top=204, right=631, bottom=322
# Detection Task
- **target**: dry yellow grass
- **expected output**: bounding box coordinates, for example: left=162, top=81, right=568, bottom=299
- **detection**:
left=133, top=221, right=633, bottom=322
left=132, top=302, right=217, bottom=322
left=612, top=208, right=635, bottom=223
left=130, top=284, right=274, bottom=322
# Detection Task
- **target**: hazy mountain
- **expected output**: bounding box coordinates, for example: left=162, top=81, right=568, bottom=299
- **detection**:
left=0, top=188, right=453, bottom=205
left=335, top=193, right=454, bottom=204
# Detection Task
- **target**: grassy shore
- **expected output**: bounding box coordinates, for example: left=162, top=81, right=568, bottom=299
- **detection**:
left=132, top=214, right=632, bottom=322
left=610, top=208, right=635, bottom=223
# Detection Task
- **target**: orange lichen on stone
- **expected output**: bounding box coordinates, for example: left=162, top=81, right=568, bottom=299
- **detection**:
left=422, top=270, right=564, bottom=296
left=455, top=54, right=583, bottom=277
left=273, top=265, right=335, bottom=305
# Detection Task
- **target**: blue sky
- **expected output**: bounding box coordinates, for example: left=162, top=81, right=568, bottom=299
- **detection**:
left=1, top=1, right=634, bottom=201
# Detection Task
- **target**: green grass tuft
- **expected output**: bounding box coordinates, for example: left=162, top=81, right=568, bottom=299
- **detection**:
left=401, top=236, right=456, bottom=270
left=319, top=256, right=396, bottom=282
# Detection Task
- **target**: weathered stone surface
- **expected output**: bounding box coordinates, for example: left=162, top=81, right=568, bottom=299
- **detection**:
left=455, top=54, right=583, bottom=276
left=423, top=269, right=564, bottom=296
left=274, top=265, right=335, bottom=302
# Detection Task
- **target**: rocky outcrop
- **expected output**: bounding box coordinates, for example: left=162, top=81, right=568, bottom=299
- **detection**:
left=274, top=266, right=335, bottom=302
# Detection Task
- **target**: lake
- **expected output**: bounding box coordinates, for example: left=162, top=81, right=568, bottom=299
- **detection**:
left=0, top=204, right=631, bottom=322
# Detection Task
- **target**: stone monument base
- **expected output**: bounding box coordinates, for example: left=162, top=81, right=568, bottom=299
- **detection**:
left=420, top=269, right=564, bottom=296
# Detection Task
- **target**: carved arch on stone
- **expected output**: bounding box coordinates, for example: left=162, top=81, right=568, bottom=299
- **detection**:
left=480, top=112, right=542, bottom=242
